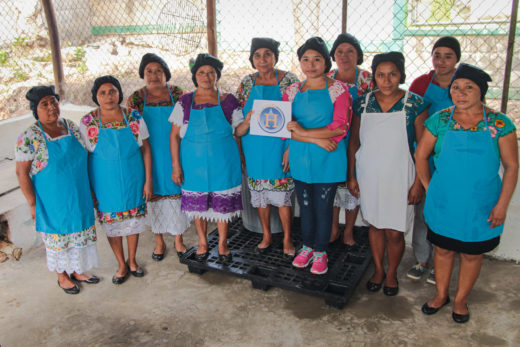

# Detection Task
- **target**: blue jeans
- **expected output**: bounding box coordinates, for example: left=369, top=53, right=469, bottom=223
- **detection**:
left=294, top=180, right=338, bottom=252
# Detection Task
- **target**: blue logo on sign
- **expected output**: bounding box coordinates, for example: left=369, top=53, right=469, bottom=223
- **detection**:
left=258, top=106, right=285, bottom=134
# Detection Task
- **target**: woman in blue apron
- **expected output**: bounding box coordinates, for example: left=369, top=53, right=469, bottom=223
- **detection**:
left=348, top=52, right=428, bottom=296
left=283, top=37, right=352, bottom=275
left=16, top=86, right=99, bottom=294
left=327, top=33, right=374, bottom=247
left=235, top=37, right=299, bottom=256
left=128, top=53, right=190, bottom=261
left=170, top=54, right=243, bottom=263
left=407, top=36, right=461, bottom=284
left=80, top=75, right=153, bottom=284
left=416, top=64, right=518, bottom=323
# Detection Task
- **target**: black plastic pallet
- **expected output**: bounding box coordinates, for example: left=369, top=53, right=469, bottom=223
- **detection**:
left=179, top=218, right=372, bottom=309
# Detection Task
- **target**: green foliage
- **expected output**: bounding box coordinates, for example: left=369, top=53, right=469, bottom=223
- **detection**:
left=0, top=50, right=8, bottom=64
left=73, top=46, right=86, bottom=62
left=32, top=52, right=52, bottom=62
left=14, top=70, right=29, bottom=82
left=77, top=62, right=87, bottom=73
left=12, top=36, right=28, bottom=47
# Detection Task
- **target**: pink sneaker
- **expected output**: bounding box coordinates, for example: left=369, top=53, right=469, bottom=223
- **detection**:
left=292, top=246, right=314, bottom=268
left=310, top=252, right=328, bottom=275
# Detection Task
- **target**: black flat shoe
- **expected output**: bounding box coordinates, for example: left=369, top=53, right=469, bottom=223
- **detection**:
left=70, top=274, right=100, bottom=284
left=152, top=252, right=165, bottom=261
left=422, top=297, right=450, bottom=315
left=366, top=274, right=385, bottom=292
left=218, top=252, right=232, bottom=263
left=194, top=252, right=208, bottom=262
left=58, top=280, right=80, bottom=294
left=177, top=250, right=187, bottom=258
left=255, top=245, right=271, bottom=254
left=112, top=271, right=129, bottom=285
left=129, top=268, right=144, bottom=277
left=452, top=306, right=470, bottom=323
left=383, top=280, right=399, bottom=296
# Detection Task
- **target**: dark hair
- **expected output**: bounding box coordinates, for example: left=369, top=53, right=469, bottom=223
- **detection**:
left=330, top=33, right=363, bottom=65
left=296, top=37, right=332, bottom=73
left=91, top=75, right=123, bottom=106
left=139, top=53, right=171, bottom=81
left=190, top=53, right=224, bottom=87
left=449, top=63, right=492, bottom=101
left=371, top=51, right=406, bottom=85
left=249, top=37, right=280, bottom=69
left=432, top=36, right=461, bottom=62
left=26, top=85, right=60, bottom=119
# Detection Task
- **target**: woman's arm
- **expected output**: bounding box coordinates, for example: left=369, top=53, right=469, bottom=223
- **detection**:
left=488, top=132, right=519, bottom=228
left=234, top=110, right=252, bottom=137
left=170, top=124, right=184, bottom=186
left=408, top=109, right=429, bottom=204
left=291, top=133, right=338, bottom=152
left=414, top=129, right=437, bottom=191
left=15, top=161, right=36, bottom=219
left=287, top=122, right=346, bottom=139
left=140, top=139, right=153, bottom=201
left=346, top=114, right=360, bottom=197
left=414, top=109, right=428, bottom=143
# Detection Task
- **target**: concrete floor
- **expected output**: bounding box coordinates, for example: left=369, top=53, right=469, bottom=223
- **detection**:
left=1, top=224, right=519, bottom=347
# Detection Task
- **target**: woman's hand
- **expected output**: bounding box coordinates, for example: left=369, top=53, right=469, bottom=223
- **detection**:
left=235, top=110, right=253, bottom=137
left=30, top=204, right=35, bottom=220
left=287, top=121, right=306, bottom=137
left=347, top=177, right=360, bottom=198
left=488, top=203, right=508, bottom=228
left=408, top=181, right=423, bottom=205
left=172, top=164, right=184, bottom=186
left=313, top=138, right=338, bottom=152
left=143, top=180, right=153, bottom=202
left=282, top=147, right=290, bottom=172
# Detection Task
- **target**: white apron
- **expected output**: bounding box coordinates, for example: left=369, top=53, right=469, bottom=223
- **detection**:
left=355, top=91, right=415, bottom=232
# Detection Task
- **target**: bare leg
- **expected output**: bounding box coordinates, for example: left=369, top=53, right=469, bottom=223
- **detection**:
left=343, top=206, right=360, bottom=245
left=427, top=246, right=455, bottom=307
left=174, top=234, right=187, bottom=253
left=107, top=236, right=127, bottom=276
left=453, top=253, right=483, bottom=314
left=257, top=206, right=272, bottom=249
left=57, top=272, right=75, bottom=289
left=368, top=226, right=386, bottom=283
left=384, top=229, right=405, bottom=287
left=154, top=233, right=166, bottom=254
left=194, top=218, right=208, bottom=254
left=330, top=206, right=340, bottom=242
left=126, top=234, right=140, bottom=271
left=278, top=206, right=294, bottom=254
left=217, top=221, right=230, bottom=255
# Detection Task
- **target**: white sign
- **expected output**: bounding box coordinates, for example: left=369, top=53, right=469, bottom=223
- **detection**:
left=250, top=100, right=292, bottom=138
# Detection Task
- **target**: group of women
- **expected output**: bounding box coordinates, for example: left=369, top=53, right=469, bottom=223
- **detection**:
left=15, top=34, right=518, bottom=324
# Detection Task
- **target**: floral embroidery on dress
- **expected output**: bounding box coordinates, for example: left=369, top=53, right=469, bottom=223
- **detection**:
left=40, top=226, right=96, bottom=251
left=127, top=85, right=184, bottom=113
left=434, top=108, right=514, bottom=138
left=327, top=68, right=374, bottom=96
left=236, top=71, right=299, bottom=107
left=97, top=204, right=146, bottom=224
left=248, top=177, right=294, bottom=192
left=15, top=119, right=84, bottom=176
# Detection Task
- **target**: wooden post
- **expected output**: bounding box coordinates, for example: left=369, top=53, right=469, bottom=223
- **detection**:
left=501, top=0, right=519, bottom=113
left=206, top=0, right=218, bottom=57
left=342, top=0, right=348, bottom=33
left=41, top=0, right=65, bottom=98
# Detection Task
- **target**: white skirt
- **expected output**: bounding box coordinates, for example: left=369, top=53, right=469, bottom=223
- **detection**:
left=40, top=232, right=99, bottom=274
left=333, top=185, right=360, bottom=210
left=148, top=198, right=191, bottom=235
left=101, top=217, right=148, bottom=237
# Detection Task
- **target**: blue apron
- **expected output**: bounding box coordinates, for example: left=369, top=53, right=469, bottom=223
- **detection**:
left=423, top=73, right=452, bottom=116
left=142, top=87, right=181, bottom=195
left=88, top=108, right=146, bottom=212
left=332, top=67, right=359, bottom=102
left=180, top=91, right=242, bottom=192
left=241, top=70, right=289, bottom=180
left=289, top=78, right=347, bottom=183
left=424, top=106, right=503, bottom=242
left=33, top=120, right=94, bottom=234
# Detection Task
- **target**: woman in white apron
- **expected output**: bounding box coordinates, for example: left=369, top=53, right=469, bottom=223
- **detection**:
left=128, top=53, right=190, bottom=260
left=16, top=86, right=99, bottom=294
left=327, top=33, right=374, bottom=247
left=407, top=36, right=461, bottom=283
left=348, top=52, right=428, bottom=295
left=283, top=37, right=352, bottom=275
left=416, top=64, right=518, bottom=323
left=235, top=37, right=299, bottom=256
left=80, top=75, right=153, bottom=284
left=170, top=54, right=243, bottom=263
